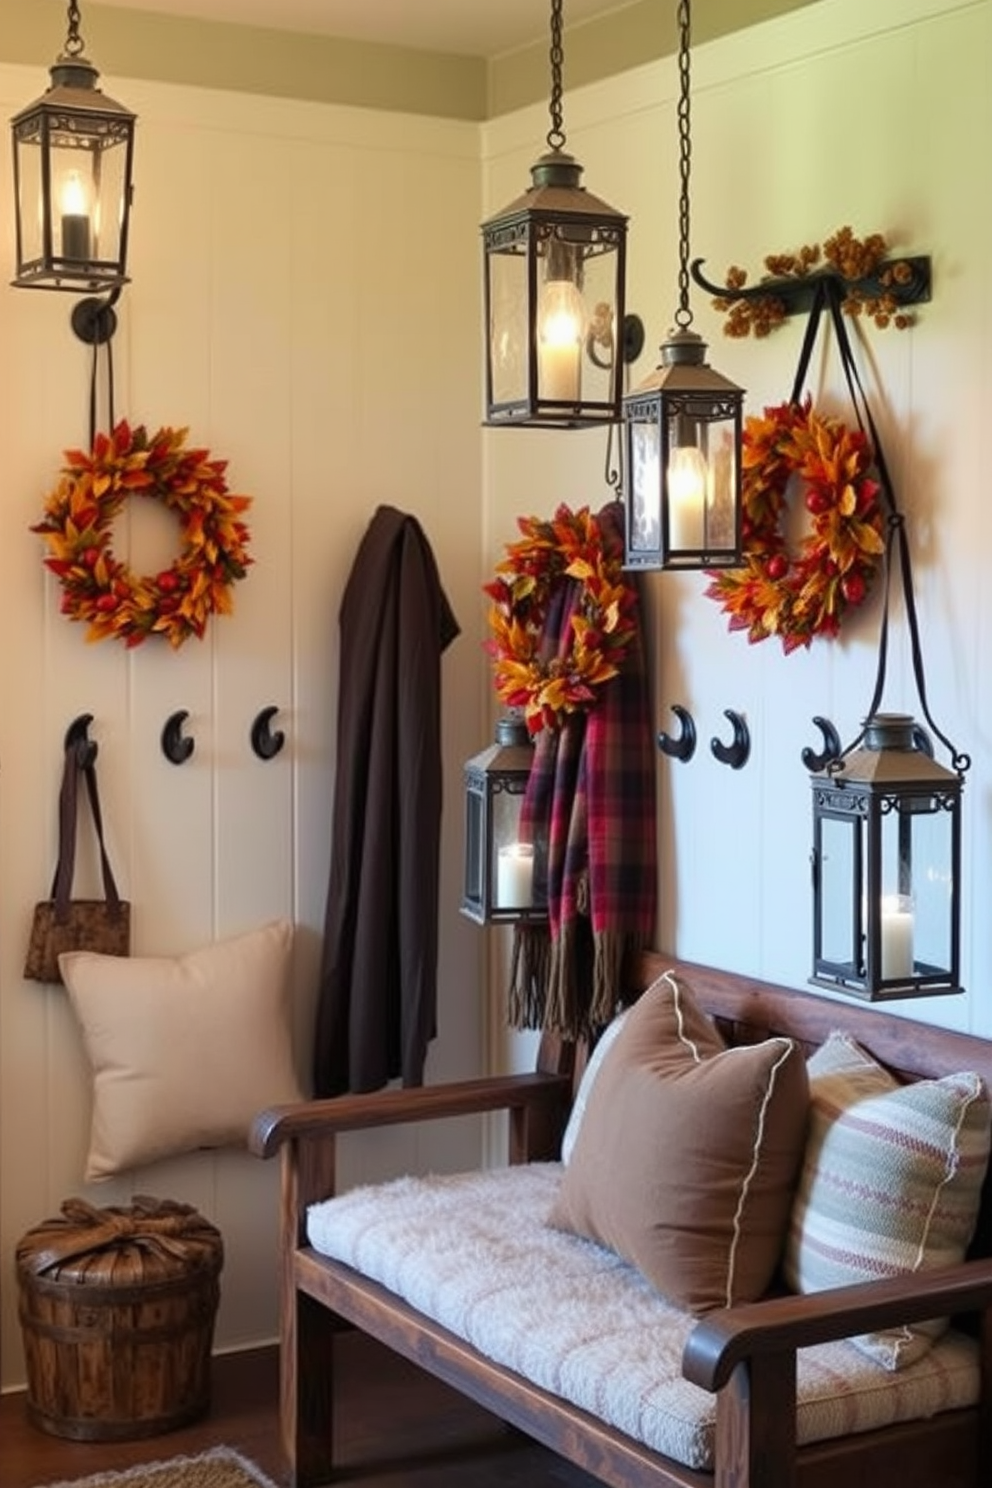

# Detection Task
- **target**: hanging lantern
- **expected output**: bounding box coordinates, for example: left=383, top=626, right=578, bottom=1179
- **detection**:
left=10, top=0, right=136, bottom=295
left=810, top=714, right=964, bottom=1001
left=461, top=715, right=548, bottom=926
left=622, top=0, right=744, bottom=570
left=482, top=0, right=628, bottom=428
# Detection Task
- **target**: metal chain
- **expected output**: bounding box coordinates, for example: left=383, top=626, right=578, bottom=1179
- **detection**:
left=65, top=0, right=85, bottom=56
left=545, top=0, right=566, bottom=152
left=674, top=0, right=693, bottom=329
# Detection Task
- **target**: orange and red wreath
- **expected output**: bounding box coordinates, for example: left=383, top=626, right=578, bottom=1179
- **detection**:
left=704, top=398, right=886, bottom=653
left=485, top=504, right=637, bottom=734
left=32, top=420, right=253, bottom=649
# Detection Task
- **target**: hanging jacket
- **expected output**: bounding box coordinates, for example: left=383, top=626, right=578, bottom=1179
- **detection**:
left=313, top=504, right=460, bottom=1095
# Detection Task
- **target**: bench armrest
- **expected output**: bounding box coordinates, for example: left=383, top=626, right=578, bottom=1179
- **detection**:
left=683, top=1256, right=992, bottom=1392
left=250, top=1071, right=573, bottom=1159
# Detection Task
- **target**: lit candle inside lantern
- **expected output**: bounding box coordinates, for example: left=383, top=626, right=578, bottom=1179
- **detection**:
left=59, top=170, right=92, bottom=261
left=538, top=280, right=583, bottom=403
left=667, top=444, right=707, bottom=549
left=497, top=843, right=534, bottom=910
left=881, top=896, right=914, bottom=980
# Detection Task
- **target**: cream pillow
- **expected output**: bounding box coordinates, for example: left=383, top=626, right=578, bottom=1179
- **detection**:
left=61, top=919, right=304, bottom=1181
left=560, top=1010, right=629, bottom=1165
left=784, top=1030, right=991, bottom=1369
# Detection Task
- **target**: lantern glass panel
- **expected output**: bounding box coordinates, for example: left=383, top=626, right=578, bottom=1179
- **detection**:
left=875, top=795, right=954, bottom=980
left=490, top=783, right=530, bottom=912
left=817, top=812, right=858, bottom=968
left=486, top=225, right=529, bottom=410
left=662, top=404, right=740, bottom=566
left=627, top=417, right=661, bottom=561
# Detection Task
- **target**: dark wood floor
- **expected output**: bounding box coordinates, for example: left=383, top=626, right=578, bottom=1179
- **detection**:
left=0, top=1334, right=601, bottom=1488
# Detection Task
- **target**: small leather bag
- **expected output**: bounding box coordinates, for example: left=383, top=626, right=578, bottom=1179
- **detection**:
left=24, top=741, right=131, bottom=984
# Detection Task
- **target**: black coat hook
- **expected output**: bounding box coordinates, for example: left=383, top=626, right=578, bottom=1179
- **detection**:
left=161, top=710, right=195, bottom=766
left=802, top=716, right=841, bottom=773
left=657, top=704, right=697, bottom=763
left=251, top=706, right=285, bottom=761
left=65, top=713, right=98, bottom=767
left=711, top=710, right=751, bottom=770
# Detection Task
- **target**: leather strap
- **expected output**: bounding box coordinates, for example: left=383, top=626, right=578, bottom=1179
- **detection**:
left=50, top=742, right=125, bottom=923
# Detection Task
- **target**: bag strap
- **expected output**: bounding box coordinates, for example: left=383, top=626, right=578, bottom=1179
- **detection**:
left=51, top=743, right=124, bottom=923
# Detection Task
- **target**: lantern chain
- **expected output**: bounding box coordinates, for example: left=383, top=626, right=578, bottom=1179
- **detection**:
left=64, top=0, right=85, bottom=57
left=545, top=0, right=566, bottom=152
left=674, top=0, right=694, bottom=331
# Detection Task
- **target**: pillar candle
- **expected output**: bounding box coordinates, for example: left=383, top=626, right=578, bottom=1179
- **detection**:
left=496, top=843, right=534, bottom=910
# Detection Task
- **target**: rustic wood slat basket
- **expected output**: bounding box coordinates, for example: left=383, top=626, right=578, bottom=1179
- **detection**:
left=16, top=1195, right=223, bottom=1441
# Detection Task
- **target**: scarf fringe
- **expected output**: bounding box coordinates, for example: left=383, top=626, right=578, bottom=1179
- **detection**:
left=508, top=923, right=551, bottom=1030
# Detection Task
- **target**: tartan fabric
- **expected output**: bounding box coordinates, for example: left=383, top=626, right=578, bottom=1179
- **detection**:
left=509, top=501, right=656, bottom=1036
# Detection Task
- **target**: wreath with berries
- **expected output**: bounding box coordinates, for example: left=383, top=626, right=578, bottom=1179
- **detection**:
left=484, top=503, right=637, bottom=734
left=704, top=398, right=886, bottom=653
left=32, top=420, right=253, bottom=649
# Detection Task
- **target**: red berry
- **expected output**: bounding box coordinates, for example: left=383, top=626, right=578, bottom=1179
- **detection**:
left=766, top=553, right=789, bottom=581
left=157, top=569, right=180, bottom=593
left=83, top=546, right=100, bottom=567
left=805, top=490, right=828, bottom=515
left=95, top=593, right=118, bottom=613
left=841, top=571, right=866, bottom=605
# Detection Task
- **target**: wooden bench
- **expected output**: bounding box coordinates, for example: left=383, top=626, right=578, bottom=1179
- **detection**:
left=250, top=951, right=992, bottom=1488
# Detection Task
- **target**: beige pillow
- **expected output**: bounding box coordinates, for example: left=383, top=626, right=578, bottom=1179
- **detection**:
left=61, top=919, right=304, bottom=1180
left=560, top=1009, right=629, bottom=1165
left=549, top=971, right=809, bottom=1313
left=783, top=1030, right=991, bottom=1369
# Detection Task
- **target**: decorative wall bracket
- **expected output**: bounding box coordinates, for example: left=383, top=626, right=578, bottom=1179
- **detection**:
left=692, top=227, right=932, bottom=338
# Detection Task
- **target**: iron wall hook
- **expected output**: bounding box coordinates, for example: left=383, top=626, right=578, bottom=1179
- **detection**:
left=711, top=710, right=751, bottom=770
left=251, top=706, right=285, bottom=761
left=657, top=704, right=697, bottom=763
left=802, top=716, right=841, bottom=773
left=161, top=710, right=195, bottom=766
left=64, top=713, right=98, bottom=767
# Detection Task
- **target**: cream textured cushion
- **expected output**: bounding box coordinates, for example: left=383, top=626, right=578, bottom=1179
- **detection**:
left=549, top=972, right=809, bottom=1312
left=560, top=1010, right=628, bottom=1165
left=783, top=1030, right=991, bottom=1369
left=61, top=919, right=304, bottom=1180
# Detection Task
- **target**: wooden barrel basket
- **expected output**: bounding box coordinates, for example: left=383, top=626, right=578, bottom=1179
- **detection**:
left=16, top=1194, right=223, bottom=1441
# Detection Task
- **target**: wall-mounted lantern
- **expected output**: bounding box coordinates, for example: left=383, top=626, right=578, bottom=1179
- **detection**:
left=461, top=715, right=548, bottom=926
left=810, top=713, right=964, bottom=1001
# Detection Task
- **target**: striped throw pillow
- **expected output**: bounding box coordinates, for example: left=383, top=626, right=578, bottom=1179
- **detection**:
left=783, top=1030, right=991, bottom=1369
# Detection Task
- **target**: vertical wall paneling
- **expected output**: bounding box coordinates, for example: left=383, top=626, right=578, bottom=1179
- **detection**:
left=0, top=70, right=484, bottom=1385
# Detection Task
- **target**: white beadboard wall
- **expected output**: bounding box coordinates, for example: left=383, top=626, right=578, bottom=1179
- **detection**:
left=482, top=0, right=992, bottom=1072
left=2, top=0, right=991, bottom=1395
left=0, top=74, right=486, bottom=1387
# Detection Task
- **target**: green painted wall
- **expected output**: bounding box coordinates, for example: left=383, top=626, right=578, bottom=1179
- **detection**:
left=1, top=0, right=820, bottom=120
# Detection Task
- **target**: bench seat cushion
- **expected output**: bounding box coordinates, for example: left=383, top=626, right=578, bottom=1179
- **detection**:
left=307, top=1163, right=980, bottom=1471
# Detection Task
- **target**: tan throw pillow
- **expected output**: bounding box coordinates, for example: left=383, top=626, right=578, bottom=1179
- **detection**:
left=549, top=971, right=809, bottom=1313
left=783, top=1030, right=991, bottom=1369
left=61, top=919, right=304, bottom=1181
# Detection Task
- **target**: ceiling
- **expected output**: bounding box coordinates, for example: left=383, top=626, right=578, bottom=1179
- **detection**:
left=84, top=0, right=641, bottom=57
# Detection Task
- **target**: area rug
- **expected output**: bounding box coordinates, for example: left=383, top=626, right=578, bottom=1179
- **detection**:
left=34, top=1447, right=281, bottom=1488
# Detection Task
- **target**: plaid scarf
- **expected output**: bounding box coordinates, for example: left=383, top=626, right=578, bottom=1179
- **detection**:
left=508, top=501, right=657, bottom=1037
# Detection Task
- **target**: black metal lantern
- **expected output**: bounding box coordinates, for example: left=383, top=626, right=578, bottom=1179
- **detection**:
left=10, top=0, right=136, bottom=296
left=461, top=715, right=548, bottom=926
left=622, top=0, right=744, bottom=570
left=810, top=714, right=964, bottom=1001
left=482, top=0, right=628, bottom=429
